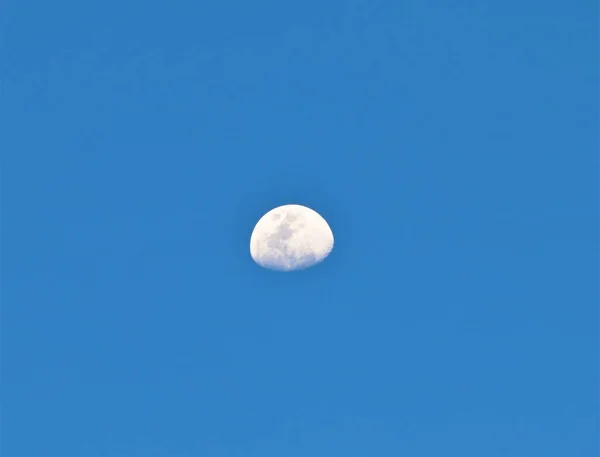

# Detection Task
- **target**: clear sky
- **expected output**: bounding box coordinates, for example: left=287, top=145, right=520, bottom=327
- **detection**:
left=3, top=1, right=598, bottom=456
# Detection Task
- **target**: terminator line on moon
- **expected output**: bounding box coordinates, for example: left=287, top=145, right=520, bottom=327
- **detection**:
left=250, top=204, right=334, bottom=271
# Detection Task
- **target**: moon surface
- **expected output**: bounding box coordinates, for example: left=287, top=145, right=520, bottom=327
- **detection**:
left=250, top=204, right=334, bottom=272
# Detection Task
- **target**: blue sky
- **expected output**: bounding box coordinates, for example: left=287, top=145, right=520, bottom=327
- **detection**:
left=2, top=1, right=598, bottom=456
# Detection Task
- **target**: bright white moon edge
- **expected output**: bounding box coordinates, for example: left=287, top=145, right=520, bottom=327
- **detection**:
left=250, top=204, right=334, bottom=272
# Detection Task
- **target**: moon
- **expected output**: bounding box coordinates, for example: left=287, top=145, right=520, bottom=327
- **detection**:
left=250, top=204, right=334, bottom=272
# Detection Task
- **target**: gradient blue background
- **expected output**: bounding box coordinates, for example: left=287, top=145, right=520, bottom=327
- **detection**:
left=3, top=1, right=598, bottom=456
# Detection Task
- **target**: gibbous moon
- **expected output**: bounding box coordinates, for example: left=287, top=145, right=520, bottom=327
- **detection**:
left=250, top=204, right=334, bottom=272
